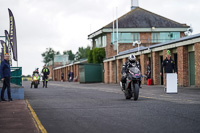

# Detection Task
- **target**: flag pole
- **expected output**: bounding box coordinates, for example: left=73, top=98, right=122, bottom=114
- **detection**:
left=116, top=7, right=119, bottom=55
left=113, top=8, right=115, bottom=45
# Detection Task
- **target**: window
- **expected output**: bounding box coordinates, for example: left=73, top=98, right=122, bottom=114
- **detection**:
left=152, top=33, right=160, bottom=43
left=102, top=35, right=107, bottom=47
left=152, top=32, right=180, bottom=43
left=170, top=32, right=180, bottom=40
left=94, top=37, right=102, bottom=48
left=120, top=33, right=132, bottom=43
left=132, top=33, right=140, bottom=42
left=160, top=32, right=170, bottom=42
left=111, top=33, right=117, bottom=44
left=111, top=32, right=140, bottom=44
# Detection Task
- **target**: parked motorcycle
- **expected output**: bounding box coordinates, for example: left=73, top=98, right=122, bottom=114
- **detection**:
left=120, top=67, right=142, bottom=100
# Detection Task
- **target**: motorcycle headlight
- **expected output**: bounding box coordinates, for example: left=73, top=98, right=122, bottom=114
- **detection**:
left=33, top=77, right=37, bottom=80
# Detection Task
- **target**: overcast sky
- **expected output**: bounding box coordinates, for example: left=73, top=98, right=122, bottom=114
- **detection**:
left=0, top=0, right=200, bottom=75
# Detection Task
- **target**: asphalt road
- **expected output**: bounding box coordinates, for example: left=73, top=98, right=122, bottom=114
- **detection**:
left=24, top=81, right=200, bottom=133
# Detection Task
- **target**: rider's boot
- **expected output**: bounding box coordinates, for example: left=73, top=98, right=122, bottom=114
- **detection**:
left=46, top=81, right=48, bottom=88
left=43, top=81, right=45, bottom=88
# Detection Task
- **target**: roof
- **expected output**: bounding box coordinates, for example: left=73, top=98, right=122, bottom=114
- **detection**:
left=104, top=7, right=189, bottom=29
left=118, top=46, right=148, bottom=56
left=116, top=33, right=200, bottom=57
left=53, top=59, right=88, bottom=70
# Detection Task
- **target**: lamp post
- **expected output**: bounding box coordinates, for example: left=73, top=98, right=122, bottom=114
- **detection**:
left=132, top=41, right=141, bottom=52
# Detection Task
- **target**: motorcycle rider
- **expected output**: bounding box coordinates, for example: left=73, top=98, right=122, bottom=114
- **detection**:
left=42, top=64, right=50, bottom=88
left=121, top=55, right=140, bottom=90
left=31, top=68, right=40, bottom=88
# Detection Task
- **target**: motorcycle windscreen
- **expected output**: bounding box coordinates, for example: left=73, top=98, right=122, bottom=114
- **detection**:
left=129, top=67, right=140, bottom=74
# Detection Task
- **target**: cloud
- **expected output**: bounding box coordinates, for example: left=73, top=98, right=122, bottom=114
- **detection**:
left=0, top=0, right=199, bottom=75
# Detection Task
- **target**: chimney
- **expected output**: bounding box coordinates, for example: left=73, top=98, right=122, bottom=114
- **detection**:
left=131, top=0, right=139, bottom=10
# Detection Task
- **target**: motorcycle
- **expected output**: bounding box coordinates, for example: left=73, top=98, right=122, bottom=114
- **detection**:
left=31, top=73, right=40, bottom=88
left=120, top=67, right=142, bottom=100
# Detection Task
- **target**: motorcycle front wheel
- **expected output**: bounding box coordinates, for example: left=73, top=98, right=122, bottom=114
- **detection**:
left=34, top=83, right=38, bottom=88
left=131, top=82, right=139, bottom=101
left=124, top=90, right=132, bottom=100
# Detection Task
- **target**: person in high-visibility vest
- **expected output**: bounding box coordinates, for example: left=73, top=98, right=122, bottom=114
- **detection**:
left=42, top=64, right=50, bottom=88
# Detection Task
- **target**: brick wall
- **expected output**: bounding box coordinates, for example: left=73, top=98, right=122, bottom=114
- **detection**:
left=140, top=54, right=148, bottom=84
left=119, top=43, right=135, bottom=53
left=177, top=46, right=189, bottom=87
left=122, top=58, right=127, bottom=64
left=76, top=65, right=80, bottom=82
left=105, top=33, right=117, bottom=58
left=195, top=43, right=200, bottom=87
left=152, top=52, right=160, bottom=85
left=116, top=59, right=123, bottom=83
left=109, top=61, right=115, bottom=83
left=105, top=32, right=155, bottom=58
left=141, top=32, right=151, bottom=44
left=104, top=62, right=109, bottom=83
left=162, top=49, right=167, bottom=85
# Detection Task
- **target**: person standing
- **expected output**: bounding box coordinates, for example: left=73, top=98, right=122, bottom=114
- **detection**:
left=68, top=73, right=70, bottom=82
left=61, top=72, right=64, bottom=82
left=69, top=70, right=74, bottom=82
left=42, top=64, right=50, bottom=88
left=160, top=50, right=177, bottom=89
left=146, top=60, right=151, bottom=80
left=1, top=53, right=12, bottom=101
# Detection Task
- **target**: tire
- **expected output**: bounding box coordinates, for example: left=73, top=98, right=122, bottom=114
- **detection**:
left=124, top=90, right=132, bottom=100
left=34, top=84, right=38, bottom=88
left=132, top=83, right=139, bottom=101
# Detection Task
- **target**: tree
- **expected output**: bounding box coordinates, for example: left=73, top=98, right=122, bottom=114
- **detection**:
left=56, top=51, right=60, bottom=55
left=63, top=50, right=75, bottom=60
left=92, top=48, right=105, bottom=63
left=88, top=48, right=105, bottom=63
left=41, top=48, right=56, bottom=64
left=75, top=46, right=91, bottom=61
left=88, top=50, right=93, bottom=63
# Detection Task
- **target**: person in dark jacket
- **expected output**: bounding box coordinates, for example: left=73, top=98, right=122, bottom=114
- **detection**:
left=42, top=64, right=50, bottom=88
left=1, top=53, right=12, bottom=101
left=160, top=50, right=177, bottom=88
left=61, top=72, right=64, bottom=82
left=146, top=61, right=151, bottom=80
left=68, top=73, right=70, bottom=82
left=69, top=70, right=74, bottom=82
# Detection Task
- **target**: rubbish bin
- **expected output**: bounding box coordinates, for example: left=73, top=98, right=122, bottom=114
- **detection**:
left=79, top=64, right=103, bottom=83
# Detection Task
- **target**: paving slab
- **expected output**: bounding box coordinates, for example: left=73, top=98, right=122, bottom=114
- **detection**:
left=0, top=100, right=39, bottom=133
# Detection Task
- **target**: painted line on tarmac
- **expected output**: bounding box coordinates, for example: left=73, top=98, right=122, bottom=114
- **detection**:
left=26, top=100, right=47, bottom=133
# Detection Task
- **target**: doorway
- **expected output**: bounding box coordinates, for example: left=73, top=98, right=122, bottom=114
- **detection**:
left=174, top=53, right=177, bottom=72
left=160, top=56, right=163, bottom=85
left=189, top=52, right=195, bottom=86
